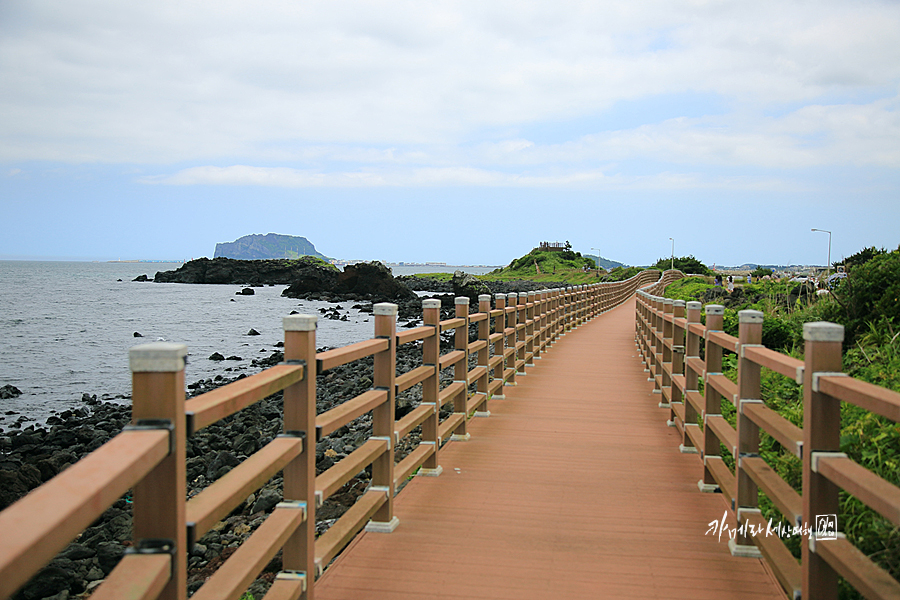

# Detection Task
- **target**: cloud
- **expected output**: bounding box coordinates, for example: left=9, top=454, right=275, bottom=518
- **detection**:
left=2, top=0, right=899, bottom=168
left=140, top=163, right=792, bottom=193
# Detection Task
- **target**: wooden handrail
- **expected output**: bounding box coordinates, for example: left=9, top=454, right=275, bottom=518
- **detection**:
left=636, top=287, right=900, bottom=600
left=0, top=270, right=662, bottom=600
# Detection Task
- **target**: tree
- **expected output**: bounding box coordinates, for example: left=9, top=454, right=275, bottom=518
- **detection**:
left=652, top=255, right=711, bottom=275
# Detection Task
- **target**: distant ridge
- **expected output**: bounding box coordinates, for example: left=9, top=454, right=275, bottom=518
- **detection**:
left=584, top=254, right=626, bottom=270
left=214, top=233, right=329, bottom=260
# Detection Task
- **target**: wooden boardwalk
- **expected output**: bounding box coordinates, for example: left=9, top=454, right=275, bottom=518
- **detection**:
left=316, top=298, right=786, bottom=600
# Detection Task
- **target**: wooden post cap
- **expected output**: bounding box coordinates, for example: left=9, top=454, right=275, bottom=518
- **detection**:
left=478, top=294, right=492, bottom=303
left=738, top=310, right=764, bottom=324
left=494, top=293, right=506, bottom=300
left=422, top=299, right=441, bottom=309
left=518, top=293, right=528, bottom=300
left=803, top=322, right=844, bottom=342
left=673, top=300, right=686, bottom=307
left=663, top=298, right=674, bottom=305
left=454, top=297, right=469, bottom=305
left=686, top=301, right=701, bottom=311
left=705, top=305, right=725, bottom=316
left=129, top=342, right=187, bottom=373
left=374, top=303, right=399, bottom=316
left=507, top=293, right=517, bottom=301
left=283, top=315, right=317, bottom=331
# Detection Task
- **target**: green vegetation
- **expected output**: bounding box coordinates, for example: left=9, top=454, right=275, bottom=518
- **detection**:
left=482, top=245, right=599, bottom=283
left=601, top=266, right=645, bottom=282
left=651, top=254, right=712, bottom=275
left=660, top=247, right=900, bottom=597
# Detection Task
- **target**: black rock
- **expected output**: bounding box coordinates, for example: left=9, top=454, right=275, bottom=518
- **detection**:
left=225, top=356, right=242, bottom=361
left=132, top=274, right=150, bottom=282
left=251, top=489, right=281, bottom=514
left=247, top=329, right=261, bottom=336
left=133, top=332, right=143, bottom=337
left=154, top=256, right=331, bottom=285
left=237, top=288, right=255, bottom=295
left=209, top=352, right=225, bottom=361
left=18, top=565, right=73, bottom=599
left=0, top=385, right=22, bottom=399
left=451, top=270, right=491, bottom=303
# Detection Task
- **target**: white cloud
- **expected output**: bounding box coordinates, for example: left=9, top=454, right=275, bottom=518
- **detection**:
left=141, top=163, right=793, bottom=193
left=1, top=0, right=899, bottom=187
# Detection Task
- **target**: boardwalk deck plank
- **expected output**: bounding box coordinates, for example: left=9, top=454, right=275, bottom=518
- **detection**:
left=316, top=298, right=786, bottom=600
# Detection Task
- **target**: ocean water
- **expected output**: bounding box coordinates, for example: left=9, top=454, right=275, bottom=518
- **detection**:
left=0, top=261, right=493, bottom=426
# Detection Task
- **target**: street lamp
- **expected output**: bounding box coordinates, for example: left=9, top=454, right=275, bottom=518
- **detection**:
left=811, top=229, right=832, bottom=278
left=669, top=238, right=674, bottom=271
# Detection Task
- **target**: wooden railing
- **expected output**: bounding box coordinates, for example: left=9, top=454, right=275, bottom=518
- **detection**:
left=636, top=290, right=900, bottom=600
left=0, top=270, right=660, bottom=600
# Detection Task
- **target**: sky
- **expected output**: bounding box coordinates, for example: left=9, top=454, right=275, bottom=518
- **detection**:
left=1, top=1, right=899, bottom=267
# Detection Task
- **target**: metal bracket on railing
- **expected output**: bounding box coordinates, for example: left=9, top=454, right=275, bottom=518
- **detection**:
left=275, top=500, right=308, bottom=522
left=275, top=571, right=308, bottom=593
left=125, top=538, right=177, bottom=576
left=370, top=435, right=392, bottom=451
left=810, top=451, right=847, bottom=473
left=279, top=359, right=305, bottom=366
left=739, top=344, right=762, bottom=358
left=811, top=372, right=847, bottom=393
left=278, top=430, right=307, bottom=445
left=795, top=366, right=805, bottom=384
left=737, top=452, right=760, bottom=469
left=124, top=419, right=175, bottom=454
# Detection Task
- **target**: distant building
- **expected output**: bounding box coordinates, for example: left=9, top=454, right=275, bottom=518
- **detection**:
left=536, top=242, right=566, bottom=252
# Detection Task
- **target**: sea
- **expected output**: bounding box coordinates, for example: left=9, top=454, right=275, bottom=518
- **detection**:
left=0, top=261, right=496, bottom=428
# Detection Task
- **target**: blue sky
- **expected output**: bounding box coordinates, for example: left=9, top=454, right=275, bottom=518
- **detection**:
left=2, top=1, right=899, bottom=267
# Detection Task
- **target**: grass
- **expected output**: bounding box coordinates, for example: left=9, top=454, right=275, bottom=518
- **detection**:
left=659, top=276, right=900, bottom=598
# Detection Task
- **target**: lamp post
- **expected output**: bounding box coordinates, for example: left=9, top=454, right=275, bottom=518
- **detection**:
left=591, top=248, right=601, bottom=270
left=811, top=228, right=832, bottom=278
left=669, top=238, right=674, bottom=271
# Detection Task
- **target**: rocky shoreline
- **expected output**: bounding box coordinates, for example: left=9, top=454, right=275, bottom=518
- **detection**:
left=2, top=261, right=575, bottom=599
left=0, top=303, right=473, bottom=600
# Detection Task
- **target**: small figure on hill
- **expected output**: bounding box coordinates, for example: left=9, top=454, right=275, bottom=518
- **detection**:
left=714, top=274, right=722, bottom=287
left=727, top=276, right=734, bottom=293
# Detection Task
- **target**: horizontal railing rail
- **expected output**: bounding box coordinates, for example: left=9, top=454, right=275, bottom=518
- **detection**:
left=0, top=269, right=662, bottom=600
left=636, top=289, right=900, bottom=600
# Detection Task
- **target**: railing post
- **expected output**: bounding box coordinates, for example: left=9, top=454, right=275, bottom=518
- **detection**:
left=682, top=301, right=702, bottom=453
left=493, top=293, right=507, bottom=397
left=367, top=303, right=399, bottom=531
left=129, top=342, right=188, bottom=600
left=701, top=304, right=725, bottom=493
left=802, top=322, right=844, bottom=600
left=525, top=291, right=536, bottom=366
left=282, top=314, right=317, bottom=589
left=733, top=309, right=764, bottom=557
left=452, top=297, right=470, bottom=438
left=516, top=292, right=528, bottom=374
left=420, top=300, right=442, bottom=474
left=660, top=298, right=674, bottom=408
left=533, top=291, right=544, bottom=361
left=649, top=296, right=662, bottom=391
left=476, top=294, right=492, bottom=415
left=669, top=299, right=686, bottom=427
left=506, top=293, right=518, bottom=385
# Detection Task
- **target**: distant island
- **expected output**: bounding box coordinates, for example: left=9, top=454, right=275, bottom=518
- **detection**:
left=214, top=233, right=329, bottom=261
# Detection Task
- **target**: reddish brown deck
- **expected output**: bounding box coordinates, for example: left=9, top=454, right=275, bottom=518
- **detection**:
left=316, top=299, right=786, bottom=600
